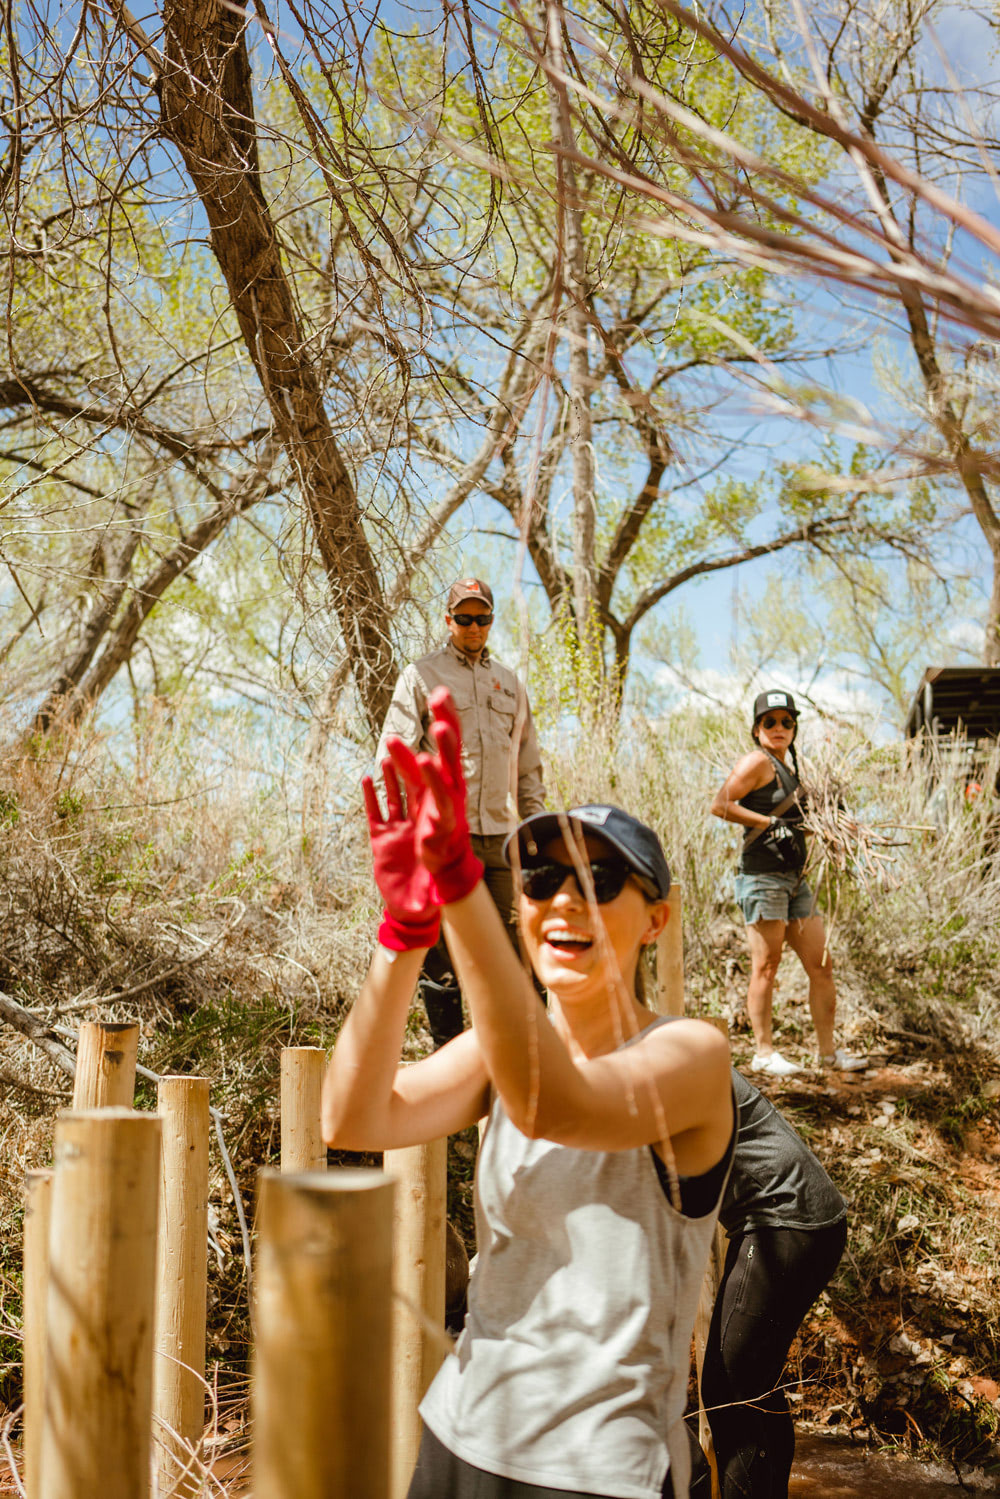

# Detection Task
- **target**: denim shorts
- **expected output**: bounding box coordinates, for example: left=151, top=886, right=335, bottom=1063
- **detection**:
left=734, top=871, right=815, bottom=926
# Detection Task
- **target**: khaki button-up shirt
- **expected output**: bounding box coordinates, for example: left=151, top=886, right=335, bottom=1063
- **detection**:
left=376, top=641, right=546, bottom=835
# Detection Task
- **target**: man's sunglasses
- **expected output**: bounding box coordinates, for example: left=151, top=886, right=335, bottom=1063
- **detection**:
left=761, top=714, right=795, bottom=730
left=450, top=611, right=494, bottom=627
left=520, top=858, right=653, bottom=903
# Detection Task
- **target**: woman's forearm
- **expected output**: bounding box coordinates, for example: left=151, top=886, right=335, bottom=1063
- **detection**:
left=441, top=884, right=586, bottom=1135
left=321, top=945, right=424, bottom=1148
left=712, top=802, right=769, bottom=829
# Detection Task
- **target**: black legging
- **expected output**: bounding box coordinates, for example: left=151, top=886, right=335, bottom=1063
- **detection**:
left=689, top=1220, right=847, bottom=1499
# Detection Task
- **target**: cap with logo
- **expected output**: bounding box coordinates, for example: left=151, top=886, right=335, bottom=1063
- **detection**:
left=448, top=578, right=494, bottom=611
left=503, top=804, right=671, bottom=900
left=752, top=689, right=798, bottom=724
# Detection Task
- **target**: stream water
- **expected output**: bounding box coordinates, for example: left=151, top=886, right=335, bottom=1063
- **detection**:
left=790, top=1433, right=994, bottom=1496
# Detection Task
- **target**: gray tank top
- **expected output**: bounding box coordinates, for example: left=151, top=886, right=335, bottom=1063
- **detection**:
left=421, top=1078, right=732, bottom=1498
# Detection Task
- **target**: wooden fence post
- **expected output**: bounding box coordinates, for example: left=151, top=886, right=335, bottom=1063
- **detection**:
left=72, top=1020, right=139, bottom=1110
left=253, top=1169, right=395, bottom=1499
left=280, top=1046, right=327, bottom=1173
left=652, top=880, right=725, bottom=1499
left=384, top=1140, right=448, bottom=1499
left=693, top=1015, right=731, bottom=1499
left=41, top=1107, right=161, bottom=1499
left=22, top=1168, right=53, bottom=1499
left=655, top=885, right=684, bottom=1015
left=154, top=1076, right=211, bottom=1499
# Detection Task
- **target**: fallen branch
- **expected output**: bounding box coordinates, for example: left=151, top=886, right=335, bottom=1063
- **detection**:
left=61, top=897, right=247, bottom=1011
left=0, top=989, right=77, bottom=1079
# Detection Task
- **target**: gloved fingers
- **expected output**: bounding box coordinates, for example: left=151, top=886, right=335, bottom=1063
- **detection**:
left=427, top=690, right=467, bottom=781
left=362, top=775, right=384, bottom=830
left=418, top=752, right=458, bottom=827
left=429, top=717, right=465, bottom=789
left=386, top=736, right=425, bottom=808
left=427, top=685, right=461, bottom=740
left=381, top=757, right=405, bottom=821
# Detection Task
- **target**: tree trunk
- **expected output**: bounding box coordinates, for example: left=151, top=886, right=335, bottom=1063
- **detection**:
left=542, top=2, right=601, bottom=680
left=33, top=506, right=149, bottom=733
left=31, top=454, right=275, bottom=733
left=158, top=0, right=395, bottom=738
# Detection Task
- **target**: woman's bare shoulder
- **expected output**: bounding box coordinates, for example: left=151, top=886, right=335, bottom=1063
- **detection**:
left=638, top=1019, right=732, bottom=1118
left=723, top=748, right=774, bottom=790
left=638, top=1016, right=730, bottom=1072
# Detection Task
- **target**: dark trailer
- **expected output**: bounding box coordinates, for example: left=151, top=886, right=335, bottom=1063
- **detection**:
left=905, top=667, right=1000, bottom=742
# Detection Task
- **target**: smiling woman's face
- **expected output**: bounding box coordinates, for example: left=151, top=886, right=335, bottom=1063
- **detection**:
left=518, top=832, right=665, bottom=1000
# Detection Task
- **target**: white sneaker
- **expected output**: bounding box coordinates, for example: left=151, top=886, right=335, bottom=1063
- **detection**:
left=751, top=1050, right=803, bottom=1077
left=820, top=1048, right=868, bottom=1072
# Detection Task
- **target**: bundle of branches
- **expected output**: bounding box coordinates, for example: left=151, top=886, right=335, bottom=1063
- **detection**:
left=799, top=753, right=911, bottom=902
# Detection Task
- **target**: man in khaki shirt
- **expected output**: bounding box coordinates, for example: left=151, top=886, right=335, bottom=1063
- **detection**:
left=376, top=578, right=546, bottom=1045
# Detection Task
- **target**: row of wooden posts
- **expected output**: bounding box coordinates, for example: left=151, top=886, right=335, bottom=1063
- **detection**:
left=20, top=884, right=723, bottom=1498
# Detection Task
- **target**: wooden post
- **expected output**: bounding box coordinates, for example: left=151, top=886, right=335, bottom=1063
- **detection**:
left=253, top=1169, right=395, bottom=1499
left=22, top=1168, right=53, bottom=1499
left=384, top=1140, right=448, bottom=1499
left=655, top=884, right=684, bottom=1015
left=154, top=1076, right=211, bottom=1499
left=41, top=1108, right=161, bottom=1499
left=693, top=1221, right=727, bottom=1499
left=280, top=1046, right=327, bottom=1173
left=650, top=869, right=725, bottom=1499
left=72, top=1020, right=139, bottom=1110
left=693, top=1015, right=731, bottom=1499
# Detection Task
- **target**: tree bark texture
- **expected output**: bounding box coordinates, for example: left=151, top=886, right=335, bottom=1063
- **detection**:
left=542, top=2, right=600, bottom=667
left=158, top=0, right=395, bottom=737
left=30, top=451, right=276, bottom=734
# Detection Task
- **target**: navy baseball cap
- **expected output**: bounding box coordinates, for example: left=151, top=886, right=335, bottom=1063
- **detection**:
left=752, top=690, right=798, bottom=724
left=504, top=804, right=671, bottom=900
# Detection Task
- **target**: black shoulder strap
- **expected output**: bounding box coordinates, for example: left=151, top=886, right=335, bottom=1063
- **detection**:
left=764, top=749, right=800, bottom=800
left=742, top=753, right=801, bottom=850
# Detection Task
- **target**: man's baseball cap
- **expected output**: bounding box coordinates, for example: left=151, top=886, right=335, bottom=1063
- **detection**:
left=752, top=689, right=798, bottom=723
left=504, top=804, right=671, bottom=900
left=447, top=578, right=494, bottom=611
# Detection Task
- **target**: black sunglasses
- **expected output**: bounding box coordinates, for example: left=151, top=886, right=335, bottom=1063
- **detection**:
left=761, top=714, right=795, bottom=730
left=450, top=611, right=494, bottom=627
left=520, top=858, right=650, bottom=904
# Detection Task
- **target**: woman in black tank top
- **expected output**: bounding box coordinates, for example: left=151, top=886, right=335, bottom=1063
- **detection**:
left=710, top=690, right=866, bottom=1077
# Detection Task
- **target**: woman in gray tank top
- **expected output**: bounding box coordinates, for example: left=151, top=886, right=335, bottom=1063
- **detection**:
left=323, top=688, right=735, bottom=1499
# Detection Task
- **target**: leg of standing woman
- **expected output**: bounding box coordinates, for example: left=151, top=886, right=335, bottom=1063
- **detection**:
left=700, top=1221, right=848, bottom=1498
left=744, top=921, right=787, bottom=1057
left=783, top=916, right=835, bottom=1059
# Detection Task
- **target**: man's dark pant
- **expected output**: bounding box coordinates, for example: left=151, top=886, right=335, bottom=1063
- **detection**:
left=421, top=833, right=518, bottom=1048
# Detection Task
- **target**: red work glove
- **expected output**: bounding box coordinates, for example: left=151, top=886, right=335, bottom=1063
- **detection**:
left=363, top=758, right=440, bottom=952
left=387, top=687, right=483, bottom=905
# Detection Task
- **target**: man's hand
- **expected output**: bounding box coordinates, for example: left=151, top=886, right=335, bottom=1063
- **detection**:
left=363, top=759, right=440, bottom=952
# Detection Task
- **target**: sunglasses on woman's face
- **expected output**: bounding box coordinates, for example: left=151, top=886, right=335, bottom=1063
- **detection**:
left=449, top=611, right=494, bottom=628
left=761, top=714, right=795, bottom=730
left=520, top=858, right=641, bottom=904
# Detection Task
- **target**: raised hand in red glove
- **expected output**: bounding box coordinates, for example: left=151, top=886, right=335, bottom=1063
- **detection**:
left=363, top=757, right=440, bottom=952
left=386, top=686, right=483, bottom=905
